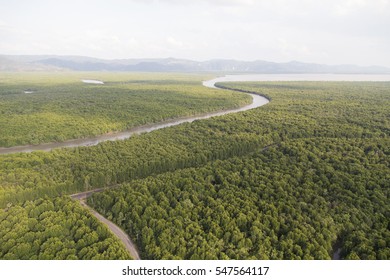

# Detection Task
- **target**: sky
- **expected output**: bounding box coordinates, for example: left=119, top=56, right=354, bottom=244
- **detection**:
left=0, top=0, right=389, bottom=66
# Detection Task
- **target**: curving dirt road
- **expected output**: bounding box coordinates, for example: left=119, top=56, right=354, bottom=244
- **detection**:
left=71, top=191, right=141, bottom=260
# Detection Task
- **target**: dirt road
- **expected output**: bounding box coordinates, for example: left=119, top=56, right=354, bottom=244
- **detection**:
left=72, top=194, right=141, bottom=260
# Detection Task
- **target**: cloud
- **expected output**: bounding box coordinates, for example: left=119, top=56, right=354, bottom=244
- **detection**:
left=166, top=37, right=184, bottom=48
left=127, top=0, right=256, bottom=7
left=1, top=0, right=389, bottom=66
left=201, top=0, right=256, bottom=6
left=0, top=20, right=15, bottom=32
left=333, top=0, right=389, bottom=15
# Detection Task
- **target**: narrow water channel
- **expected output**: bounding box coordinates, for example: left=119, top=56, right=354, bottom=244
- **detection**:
left=0, top=77, right=268, bottom=154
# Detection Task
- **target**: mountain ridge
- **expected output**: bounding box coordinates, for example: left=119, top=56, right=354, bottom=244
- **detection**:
left=1, top=54, right=389, bottom=73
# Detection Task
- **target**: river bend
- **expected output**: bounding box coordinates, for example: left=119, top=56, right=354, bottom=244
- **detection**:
left=0, top=77, right=269, bottom=154
left=3, top=73, right=388, bottom=155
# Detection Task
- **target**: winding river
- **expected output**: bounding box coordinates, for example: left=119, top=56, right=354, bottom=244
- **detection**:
left=0, top=77, right=269, bottom=155
left=1, top=73, right=390, bottom=155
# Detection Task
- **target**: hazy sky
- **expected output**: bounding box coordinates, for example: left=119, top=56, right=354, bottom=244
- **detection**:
left=0, top=0, right=389, bottom=66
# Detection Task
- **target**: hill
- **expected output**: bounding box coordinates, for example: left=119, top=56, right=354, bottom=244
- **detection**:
left=1, top=55, right=389, bottom=73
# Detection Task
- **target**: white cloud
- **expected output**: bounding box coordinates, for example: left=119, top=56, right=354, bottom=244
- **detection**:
left=128, top=0, right=256, bottom=6
left=0, top=0, right=389, bottom=66
left=333, top=0, right=388, bottom=15
left=201, top=0, right=256, bottom=6
left=0, top=20, right=8, bottom=28
left=166, top=37, right=184, bottom=48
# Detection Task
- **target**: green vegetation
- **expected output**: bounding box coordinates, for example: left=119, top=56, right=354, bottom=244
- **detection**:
left=89, top=137, right=389, bottom=259
left=0, top=197, right=131, bottom=259
left=0, top=80, right=389, bottom=260
left=0, top=72, right=250, bottom=146
left=87, top=81, right=389, bottom=259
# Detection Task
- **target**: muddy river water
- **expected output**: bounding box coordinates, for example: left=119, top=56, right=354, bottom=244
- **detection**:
left=1, top=74, right=389, bottom=155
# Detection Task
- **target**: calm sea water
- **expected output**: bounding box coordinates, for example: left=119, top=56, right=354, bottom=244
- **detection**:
left=203, top=74, right=390, bottom=88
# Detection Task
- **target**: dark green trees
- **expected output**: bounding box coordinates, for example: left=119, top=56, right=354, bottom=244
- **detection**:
left=1, top=80, right=389, bottom=260
left=0, top=197, right=131, bottom=259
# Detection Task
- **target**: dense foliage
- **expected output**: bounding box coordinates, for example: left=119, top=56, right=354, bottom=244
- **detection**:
left=0, top=197, right=131, bottom=259
left=1, top=82, right=388, bottom=208
left=0, top=72, right=250, bottom=146
left=87, top=81, right=389, bottom=260
left=0, top=80, right=389, bottom=260
left=89, top=137, right=389, bottom=260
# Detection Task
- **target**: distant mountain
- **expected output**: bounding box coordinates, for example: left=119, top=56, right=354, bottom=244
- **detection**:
left=0, top=55, right=63, bottom=71
left=1, top=55, right=389, bottom=73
